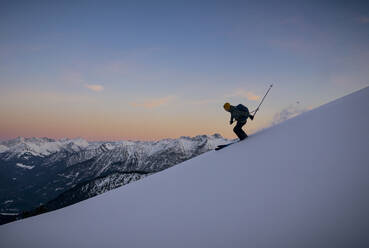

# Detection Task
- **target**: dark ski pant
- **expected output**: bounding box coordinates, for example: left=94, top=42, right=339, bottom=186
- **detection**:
left=233, top=121, right=247, bottom=140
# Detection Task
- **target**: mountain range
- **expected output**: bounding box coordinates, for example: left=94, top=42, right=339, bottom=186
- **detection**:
left=0, top=134, right=230, bottom=224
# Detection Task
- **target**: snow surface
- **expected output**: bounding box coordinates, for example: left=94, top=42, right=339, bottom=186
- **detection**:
left=15, top=163, right=34, bottom=170
left=0, top=145, right=9, bottom=153
left=0, top=213, right=18, bottom=216
left=1, top=87, right=369, bottom=247
left=0, top=137, right=90, bottom=158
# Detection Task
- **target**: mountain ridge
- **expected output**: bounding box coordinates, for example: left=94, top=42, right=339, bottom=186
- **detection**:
left=0, top=134, right=230, bottom=222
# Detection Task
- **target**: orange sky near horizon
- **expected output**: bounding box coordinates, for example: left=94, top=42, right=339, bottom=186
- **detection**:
left=1, top=1, right=369, bottom=141
left=0, top=90, right=273, bottom=141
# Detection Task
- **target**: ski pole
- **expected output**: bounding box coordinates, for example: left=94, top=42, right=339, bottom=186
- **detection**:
left=252, top=84, right=273, bottom=117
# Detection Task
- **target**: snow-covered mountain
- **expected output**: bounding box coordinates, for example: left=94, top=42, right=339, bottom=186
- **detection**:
left=0, top=134, right=230, bottom=221
left=0, top=137, right=90, bottom=159
left=1, top=86, right=368, bottom=247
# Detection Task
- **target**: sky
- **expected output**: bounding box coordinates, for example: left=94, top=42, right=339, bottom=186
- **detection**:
left=0, top=0, right=368, bottom=141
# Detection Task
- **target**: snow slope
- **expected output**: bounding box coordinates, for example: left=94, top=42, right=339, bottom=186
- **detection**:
left=1, top=87, right=369, bottom=247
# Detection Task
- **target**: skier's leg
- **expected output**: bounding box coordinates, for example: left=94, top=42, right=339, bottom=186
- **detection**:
left=239, top=124, right=248, bottom=140
left=233, top=121, right=247, bottom=140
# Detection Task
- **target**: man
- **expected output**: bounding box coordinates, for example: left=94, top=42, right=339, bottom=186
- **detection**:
left=223, top=102, right=254, bottom=140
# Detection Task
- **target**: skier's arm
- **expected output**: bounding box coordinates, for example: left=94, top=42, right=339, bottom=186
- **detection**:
left=230, top=113, right=234, bottom=124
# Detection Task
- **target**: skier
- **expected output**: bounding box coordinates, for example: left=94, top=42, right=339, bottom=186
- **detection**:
left=223, top=102, right=254, bottom=140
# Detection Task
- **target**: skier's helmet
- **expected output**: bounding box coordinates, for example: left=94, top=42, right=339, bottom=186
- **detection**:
left=223, top=102, right=231, bottom=111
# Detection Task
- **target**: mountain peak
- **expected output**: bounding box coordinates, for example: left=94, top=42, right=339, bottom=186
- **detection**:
left=0, top=137, right=90, bottom=158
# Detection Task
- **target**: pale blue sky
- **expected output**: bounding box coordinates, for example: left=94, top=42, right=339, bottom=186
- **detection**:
left=0, top=0, right=368, bottom=140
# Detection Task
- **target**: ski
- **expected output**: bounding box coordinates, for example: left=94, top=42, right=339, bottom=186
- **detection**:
left=215, top=141, right=238, bottom=150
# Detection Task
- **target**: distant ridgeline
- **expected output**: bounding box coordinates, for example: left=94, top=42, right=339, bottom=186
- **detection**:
left=0, top=135, right=229, bottom=225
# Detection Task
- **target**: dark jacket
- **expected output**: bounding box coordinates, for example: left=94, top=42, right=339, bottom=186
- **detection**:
left=229, top=105, right=249, bottom=123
